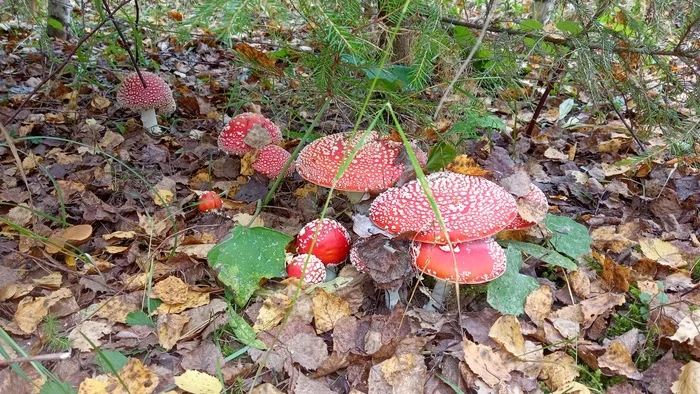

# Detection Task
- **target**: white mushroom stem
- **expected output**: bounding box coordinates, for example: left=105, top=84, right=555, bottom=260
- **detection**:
left=139, top=108, right=159, bottom=131
left=424, top=280, right=453, bottom=312
left=386, top=289, right=400, bottom=309
left=344, top=191, right=367, bottom=204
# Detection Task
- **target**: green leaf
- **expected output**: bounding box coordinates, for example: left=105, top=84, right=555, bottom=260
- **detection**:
left=556, top=20, right=583, bottom=35
left=425, top=141, right=458, bottom=172
left=545, top=214, right=591, bottom=260
left=523, top=37, right=537, bottom=48
left=487, top=245, right=539, bottom=315
left=47, top=17, right=63, bottom=30
left=40, top=380, right=76, bottom=394
left=520, top=19, right=544, bottom=31
left=500, top=241, right=577, bottom=270
left=94, top=350, right=128, bottom=374
left=228, top=312, right=266, bottom=350
left=208, top=226, right=292, bottom=307
left=125, top=311, right=154, bottom=327
left=453, top=26, right=474, bottom=45
left=474, top=114, right=507, bottom=131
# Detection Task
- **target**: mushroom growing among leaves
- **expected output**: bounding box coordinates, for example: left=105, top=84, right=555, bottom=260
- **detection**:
left=286, top=254, right=326, bottom=285
left=296, top=218, right=351, bottom=268
left=252, top=145, right=295, bottom=178
left=218, top=112, right=282, bottom=155
left=116, top=71, right=176, bottom=133
left=295, top=132, right=427, bottom=200
left=504, top=183, right=548, bottom=230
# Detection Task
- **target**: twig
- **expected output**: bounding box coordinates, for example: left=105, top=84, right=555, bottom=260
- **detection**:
left=0, top=352, right=71, bottom=366
left=524, top=62, right=566, bottom=136
left=440, top=16, right=700, bottom=60
left=103, top=0, right=146, bottom=88
left=674, top=13, right=699, bottom=53
left=434, top=0, right=498, bottom=119
left=609, top=95, right=646, bottom=152
left=1, top=0, right=132, bottom=127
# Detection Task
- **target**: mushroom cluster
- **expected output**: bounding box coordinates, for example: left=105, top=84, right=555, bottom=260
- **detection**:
left=218, top=112, right=295, bottom=179
left=285, top=218, right=351, bottom=284
left=368, top=171, right=520, bottom=309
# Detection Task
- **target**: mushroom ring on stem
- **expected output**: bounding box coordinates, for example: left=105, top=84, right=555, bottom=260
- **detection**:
left=116, top=71, right=175, bottom=132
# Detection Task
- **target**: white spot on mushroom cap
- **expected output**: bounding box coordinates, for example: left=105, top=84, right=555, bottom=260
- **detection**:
left=287, top=254, right=326, bottom=284
left=116, top=71, right=175, bottom=114
left=369, top=171, right=518, bottom=244
left=252, top=145, right=295, bottom=178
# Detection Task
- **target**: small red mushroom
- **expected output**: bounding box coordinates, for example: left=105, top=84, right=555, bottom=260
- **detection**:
left=411, top=238, right=507, bottom=284
left=296, top=218, right=351, bottom=266
left=218, top=113, right=282, bottom=156
left=369, top=172, right=518, bottom=244
left=295, top=132, right=427, bottom=193
left=504, top=183, right=548, bottom=230
left=198, top=191, right=222, bottom=212
left=286, top=254, right=326, bottom=284
left=252, top=145, right=295, bottom=178
left=349, top=244, right=368, bottom=273
left=116, top=71, right=176, bottom=132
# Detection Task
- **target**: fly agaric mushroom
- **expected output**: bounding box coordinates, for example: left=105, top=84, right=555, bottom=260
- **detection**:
left=349, top=244, right=368, bottom=273
left=116, top=71, right=176, bottom=133
left=198, top=191, right=222, bottom=212
left=411, top=237, right=506, bottom=310
left=252, top=145, right=295, bottom=178
left=286, top=254, right=326, bottom=284
left=369, top=172, right=518, bottom=244
left=504, top=183, right=548, bottom=230
left=218, top=113, right=282, bottom=155
left=295, top=132, right=427, bottom=195
left=296, top=218, right=351, bottom=266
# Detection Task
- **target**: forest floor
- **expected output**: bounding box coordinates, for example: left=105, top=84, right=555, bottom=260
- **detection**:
left=1, top=5, right=700, bottom=394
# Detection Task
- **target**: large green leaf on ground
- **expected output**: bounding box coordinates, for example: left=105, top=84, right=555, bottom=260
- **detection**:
left=208, top=226, right=292, bottom=307
left=500, top=241, right=577, bottom=270
left=544, top=214, right=592, bottom=260
left=487, top=245, right=539, bottom=316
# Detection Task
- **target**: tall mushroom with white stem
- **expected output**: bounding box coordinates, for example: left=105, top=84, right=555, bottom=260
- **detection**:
left=116, top=71, right=175, bottom=134
left=369, top=171, right=518, bottom=310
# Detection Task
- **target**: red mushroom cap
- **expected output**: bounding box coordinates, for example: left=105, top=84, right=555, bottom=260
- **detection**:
left=252, top=145, right=295, bottom=178
left=116, top=71, right=175, bottom=114
left=369, top=172, right=517, bottom=244
left=287, top=254, right=326, bottom=284
left=218, top=113, right=282, bottom=155
left=295, top=132, right=426, bottom=192
left=504, top=184, right=548, bottom=230
left=296, top=218, right=351, bottom=266
left=349, top=244, right=368, bottom=273
left=411, top=238, right=506, bottom=284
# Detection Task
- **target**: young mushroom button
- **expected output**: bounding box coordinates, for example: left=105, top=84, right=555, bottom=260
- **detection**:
left=369, top=172, right=518, bottom=244
left=116, top=71, right=176, bottom=132
left=296, top=218, right=351, bottom=266
left=286, top=254, right=326, bottom=285
left=218, top=112, right=282, bottom=156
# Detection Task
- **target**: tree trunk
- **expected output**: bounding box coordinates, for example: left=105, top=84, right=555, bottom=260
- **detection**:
left=47, top=0, right=72, bottom=39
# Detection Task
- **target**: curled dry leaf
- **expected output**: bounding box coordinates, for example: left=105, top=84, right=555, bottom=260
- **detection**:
left=598, top=342, right=643, bottom=380
left=595, top=251, right=631, bottom=292
left=671, top=360, right=700, bottom=394
left=311, top=288, right=350, bottom=333
left=488, top=315, right=526, bottom=356
left=524, top=285, right=552, bottom=327
left=669, top=310, right=700, bottom=344
left=461, top=339, right=510, bottom=387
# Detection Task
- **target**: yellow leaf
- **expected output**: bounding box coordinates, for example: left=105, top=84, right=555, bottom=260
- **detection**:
left=13, top=288, right=72, bottom=333
left=78, top=377, right=111, bottom=394
left=156, top=290, right=210, bottom=315
left=174, top=370, right=223, bottom=394
left=446, top=155, right=490, bottom=176
left=102, top=231, right=137, bottom=240
left=90, top=96, right=111, bottom=110
left=32, top=272, right=62, bottom=289
left=233, top=213, right=264, bottom=227
left=672, top=361, right=700, bottom=394
left=524, top=285, right=552, bottom=327
left=489, top=315, right=526, bottom=356
left=312, top=288, right=350, bottom=333
left=240, top=151, right=256, bottom=176
left=152, top=276, right=189, bottom=304
left=104, top=245, right=129, bottom=254
left=639, top=237, right=686, bottom=268
left=93, top=295, right=141, bottom=324
left=154, top=189, right=174, bottom=206
left=115, top=358, right=160, bottom=394
left=68, top=320, right=113, bottom=352
left=157, top=314, right=190, bottom=350
left=462, top=339, right=510, bottom=387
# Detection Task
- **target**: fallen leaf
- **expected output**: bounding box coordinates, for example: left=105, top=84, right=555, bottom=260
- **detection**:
left=524, top=285, right=552, bottom=327
left=447, top=155, right=490, bottom=176
left=155, top=290, right=210, bottom=315
left=669, top=310, right=700, bottom=344
left=489, top=315, right=526, bottom=356
left=538, top=351, right=579, bottom=391
left=640, top=237, right=687, bottom=268
left=544, top=147, right=569, bottom=161
left=116, top=358, right=160, bottom=394
left=157, top=314, right=191, bottom=350
left=233, top=213, right=264, bottom=227
left=152, top=276, right=189, bottom=304
left=32, top=272, right=62, bottom=289
left=552, top=382, right=591, bottom=394
left=175, top=370, right=224, bottom=394
left=312, top=288, right=350, bottom=333
left=93, top=294, right=141, bottom=324
left=45, top=224, right=93, bottom=254
left=671, top=360, right=700, bottom=394
left=153, top=189, right=174, bottom=206
left=598, top=342, right=643, bottom=380
left=102, top=231, right=136, bottom=240
left=13, top=287, right=72, bottom=333
left=580, top=293, right=626, bottom=328
left=369, top=352, right=426, bottom=394
left=595, top=251, right=631, bottom=292
left=286, top=332, right=328, bottom=370
left=462, top=339, right=510, bottom=387
left=68, top=320, right=113, bottom=352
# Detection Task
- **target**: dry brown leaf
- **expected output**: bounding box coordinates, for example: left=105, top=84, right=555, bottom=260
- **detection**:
left=104, top=246, right=129, bottom=254
left=152, top=276, right=189, bottom=304
left=488, top=315, right=525, bottom=356
left=580, top=293, right=626, bottom=328
left=254, top=293, right=291, bottom=332
left=312, top=288, right=350, bottom=333
left=599, top=342, right=643, bottom=380
left=591, top=225, right=636, bottom=254
left=670, top=310, right=700, bottom=344
left=240, top=151, right=256, bottom=176
left=90, top=96, right=111, bottom=109
left=175, top=244, right=216, bottom=259
left=102, top=231, right=136, bottom=240
left=447, top=155, right=490, bottom=176
left=544, top=147, right=569, bottom=161
left=32, top=272, right=62, bottom=289
left=552, top=382, right=591, bottom=394
left=153, top=189, right=174, bottom=206
left=77, top=377, right=111, bottom=394
left=13, top=287, right=72, bottom=333
left=68, top=320, right=113, bottom=352
left=595, top=251, right=631, bottom=292
left=461, top=339, right=510, bottom=387
left=372, top=352, right=426, bottom=394
left=5, top=206, right=32, bottom=227
left=0, top=283, right=34, bottom=301
left=233, top=213, right=264, bottom=227
left=525, top=285, right=552, bottom=327
left=93, top=294, right=141, bottom=324
left=157, top=314, right=191, bottom=350
left=538, top=351, right=579, bottom=391
left=137, top=212, right=170, bottom=238
left=671, top=360, right=700, bottom=394
left=568, top=270, right=591, bottom=298
left=294, top=184, right=318, bottom=197
left=286, top=332, right=328, bottom=370
left=640, top=237, right=687, bottom=268
left=155, top=290, right=210, bottom=315
left=115, top=358, right=160, bottom=394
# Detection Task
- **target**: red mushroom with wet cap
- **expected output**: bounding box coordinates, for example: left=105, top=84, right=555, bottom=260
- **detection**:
left=369, top=171, right=518, bottom=244
left=286, top=254, right=326, bottom=284
left=504, top=183, right=548, bottom=230
left=252, top=145, right=295, bottom=178
left=218, top=112, right=282, bottom=155
left=296, top=218, right=351, bottom=267
left=295, top=132, right=427, bottom=200
left=116, top=71, right=175, bottom=132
